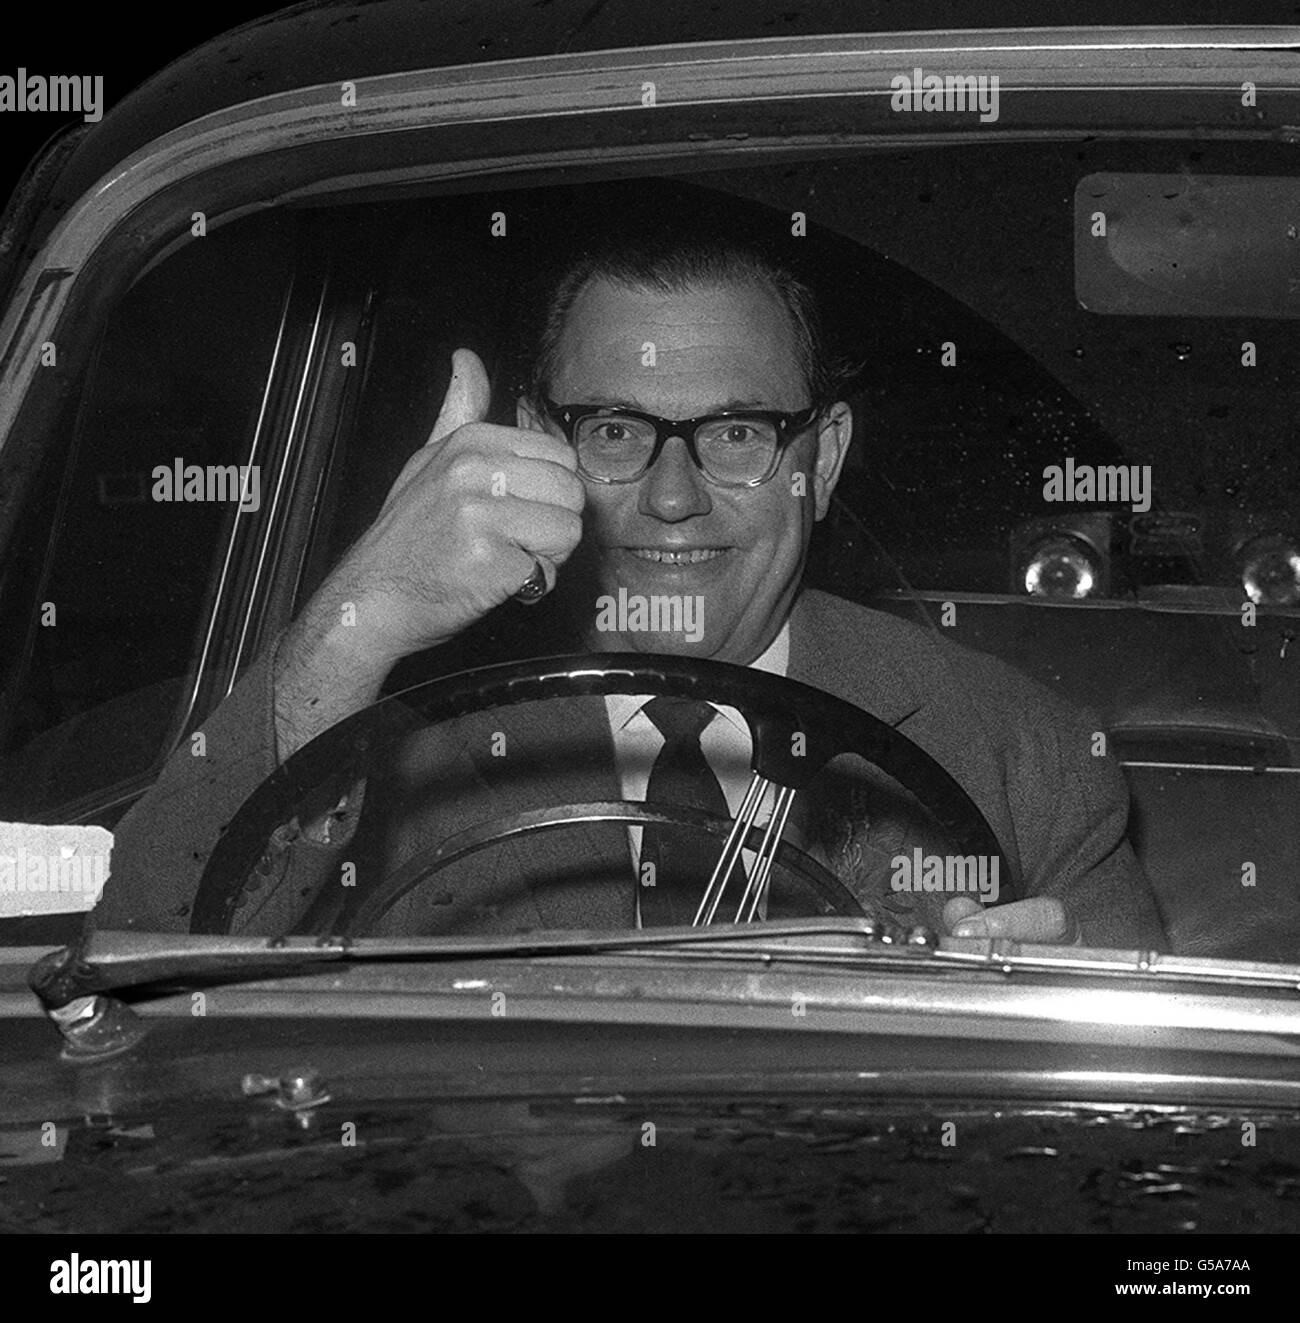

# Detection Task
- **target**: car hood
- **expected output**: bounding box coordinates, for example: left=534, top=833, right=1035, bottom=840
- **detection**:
left=5, top=985, right=1300, bottom=1233
left=5, top=1081, right=1298, bottom=1234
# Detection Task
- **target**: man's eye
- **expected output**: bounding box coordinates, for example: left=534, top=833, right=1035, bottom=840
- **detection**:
left=592, top=420, right=632, bottom=442
left=718, top=423, right=762, bottom=444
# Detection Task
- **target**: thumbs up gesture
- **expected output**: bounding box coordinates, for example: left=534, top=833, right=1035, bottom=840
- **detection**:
left=312, top=347, right=586, bottom=667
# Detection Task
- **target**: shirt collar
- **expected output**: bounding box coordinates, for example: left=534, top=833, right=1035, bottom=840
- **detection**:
left=606, top=623, right=791, bottom=734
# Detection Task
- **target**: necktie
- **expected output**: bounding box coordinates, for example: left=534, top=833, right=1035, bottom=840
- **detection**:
left=638, top=697, right=731, bottom=926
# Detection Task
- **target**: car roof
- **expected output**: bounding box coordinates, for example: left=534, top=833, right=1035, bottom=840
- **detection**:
left=42, top=1, right=1297, bottom=205
left=1, top=2, right=1291, bottom=322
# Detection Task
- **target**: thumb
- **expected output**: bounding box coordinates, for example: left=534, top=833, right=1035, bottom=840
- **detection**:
left=942, top=896, right=983, bottom=934
left=427, top=347, right=492, bottom=447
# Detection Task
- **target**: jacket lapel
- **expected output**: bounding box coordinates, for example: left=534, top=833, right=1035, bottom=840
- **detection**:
left=780, top=592, right=952, bottom=927
left=787, top=590, right=927, bottom=728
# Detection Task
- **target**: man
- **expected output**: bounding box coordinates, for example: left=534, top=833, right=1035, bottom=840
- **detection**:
left=96, top=235, right=1165, bottom=948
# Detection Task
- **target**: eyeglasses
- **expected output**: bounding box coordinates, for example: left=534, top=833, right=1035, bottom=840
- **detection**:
left=540, top=396, right=821, bottom=487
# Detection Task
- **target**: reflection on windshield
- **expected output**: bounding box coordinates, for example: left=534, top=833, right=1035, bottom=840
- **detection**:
left=2, top=154, right=1296, bottom=968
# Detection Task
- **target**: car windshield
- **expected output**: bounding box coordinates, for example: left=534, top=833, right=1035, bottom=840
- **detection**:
left=2, top=136, right=1297, bottom=966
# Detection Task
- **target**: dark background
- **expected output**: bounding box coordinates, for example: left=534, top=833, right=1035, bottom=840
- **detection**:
left=3, top=1, right=266, bottom=202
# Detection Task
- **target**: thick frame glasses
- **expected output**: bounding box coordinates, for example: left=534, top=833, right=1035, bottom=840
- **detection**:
left=540, top=397, right=821, bottom=487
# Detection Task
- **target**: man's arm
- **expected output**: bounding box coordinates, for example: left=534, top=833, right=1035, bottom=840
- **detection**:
left=272, top=346, right=582, bottom=759
left=946, top=678, right=1166, bottom=949
left=93, top=625, right=334, bottom=932
left=96, top=348, right=585, bottom=930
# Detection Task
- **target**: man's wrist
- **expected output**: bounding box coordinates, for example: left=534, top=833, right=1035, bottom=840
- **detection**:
left=272, top=602, right=397, bottom=761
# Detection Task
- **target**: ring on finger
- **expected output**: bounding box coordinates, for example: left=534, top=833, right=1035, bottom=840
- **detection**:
left=512, top=558, right=548, bottom=604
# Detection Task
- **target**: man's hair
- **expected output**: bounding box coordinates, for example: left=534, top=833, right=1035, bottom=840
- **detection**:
left=522, top=233, right=853, bottom=406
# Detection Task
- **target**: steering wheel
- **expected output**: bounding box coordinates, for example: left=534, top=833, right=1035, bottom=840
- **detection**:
left=191, top=654, right=1012, bottom=936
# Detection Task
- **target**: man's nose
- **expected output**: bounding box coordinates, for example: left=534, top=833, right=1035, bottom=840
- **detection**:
left=637, top=434, right=713, bottom=521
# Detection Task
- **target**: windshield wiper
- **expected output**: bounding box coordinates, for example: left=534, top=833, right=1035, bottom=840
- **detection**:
left=27, top=919, right=925, bottom=1058
left=27, top=919, right=1300, bottom=1061
left=29, top=917, right=922, bottom=1004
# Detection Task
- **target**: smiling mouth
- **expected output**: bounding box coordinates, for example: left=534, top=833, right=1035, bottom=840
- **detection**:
left=625, top=547, right=728, bottom=565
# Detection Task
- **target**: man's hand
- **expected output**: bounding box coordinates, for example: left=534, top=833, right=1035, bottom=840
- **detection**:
left=942, top=895, right=1080, bottom=944
left=272, top=348, right=585, bottom=759
left=327, top=346, right=585, bottom=662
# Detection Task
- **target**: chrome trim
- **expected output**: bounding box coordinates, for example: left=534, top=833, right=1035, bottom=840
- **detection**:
left=49, top=920, right=1300, bottom=993
left=176, top=270, right=299, bottom=728
left=1121, top=760, right=1300, bottom=773
left=18, top=949, right=1300, bottom=1063
left=226, top=275, right=331, bottom=692
left=1, top=27, right=1297, bottom=447
left=11, top=926, right=1300, bottom=1106
left=871, top=588, right=1300, bottom=618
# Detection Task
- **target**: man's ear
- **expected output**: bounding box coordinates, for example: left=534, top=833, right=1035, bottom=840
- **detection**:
left=812, top=401, right=852, bottom=521
left=517, top=395, right=546, bottom=432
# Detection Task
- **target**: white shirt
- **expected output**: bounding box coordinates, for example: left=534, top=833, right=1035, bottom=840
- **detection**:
left=604, top=625, right=790, bottom=924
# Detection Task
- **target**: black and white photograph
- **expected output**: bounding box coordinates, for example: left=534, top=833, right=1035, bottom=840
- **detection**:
left=0, top=0, right=1297, bottom=1288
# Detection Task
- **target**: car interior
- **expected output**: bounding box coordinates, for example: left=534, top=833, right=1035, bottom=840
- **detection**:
left=1, top=140, right=1297, bottom=958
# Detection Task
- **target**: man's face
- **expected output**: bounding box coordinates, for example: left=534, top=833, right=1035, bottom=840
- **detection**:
left=519, top=277, right=852, bottom=663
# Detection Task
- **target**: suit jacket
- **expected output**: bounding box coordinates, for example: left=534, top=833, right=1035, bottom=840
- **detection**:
left=96, top=590, right=1166, bottom=948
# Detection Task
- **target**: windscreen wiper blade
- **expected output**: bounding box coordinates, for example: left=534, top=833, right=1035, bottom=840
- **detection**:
left=29, top=919, right=932, bottom=1058
left=29, top=917, right=908, bottom=1006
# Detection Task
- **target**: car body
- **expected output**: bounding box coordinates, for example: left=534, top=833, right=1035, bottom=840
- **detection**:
left=1, top=2, right=1299, bottom=1235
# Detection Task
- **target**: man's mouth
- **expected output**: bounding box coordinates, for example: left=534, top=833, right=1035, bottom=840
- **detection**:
left=625, top=547, right=727, bottom=565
